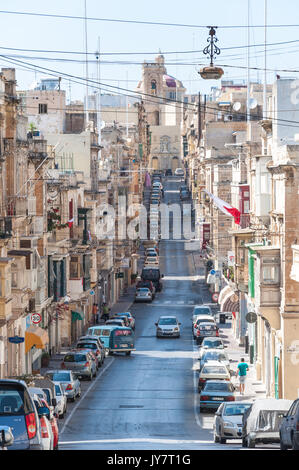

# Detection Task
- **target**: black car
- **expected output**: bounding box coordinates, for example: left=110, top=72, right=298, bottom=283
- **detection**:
left=165, top=169, right=172, bottom=176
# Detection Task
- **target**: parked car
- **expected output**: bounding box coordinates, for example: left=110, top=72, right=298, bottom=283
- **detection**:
left=0, top=379, right=44, bottom=450
left=195, top=322, right=219, bottom=345
left=30, top=393, right=54, bottom=450
left=113, top=312, right=135, bottom=330
left=144, top=257, right=159, bottom=266
left=61, top=351, right=96, bottom=381
left=198, top=349, right=231, bottom=372
left=279, top=398, right=299, bottom=450
left=198, top=361, right=231, bottom=392
left=192, top=305, right=213, bottom=317
left=199, top=380, right=236, bottom=412
left=86, top=325, right=118, bottom=354
left=39, top=398, right=59, bottom=450
left=193, top=315, right=217, bottom=339
left=213, top=401, right=252, bottom=443
left=45, top=371, right=81, bottom=403
left=200, top=337, right=225, bottom=350
left=105, top=319, right=126, bottom=327
left=174, top=168, right=184, bottom=177
left=110, top=315, right=130, bottom=327
left=145, top=248, right=158, bottom=256
left=136, top=279, right=156, bottom=297
left=76, top=338, right=105, bottom=366
left=165, top=169, right=172, bottom=176
left=242, top=398, right=293, bottom=448
left=155, top=316, right=181, bottom=338
left=53, top=382, right=67, bottom=419
left=135, top=287, right=153, bottom=302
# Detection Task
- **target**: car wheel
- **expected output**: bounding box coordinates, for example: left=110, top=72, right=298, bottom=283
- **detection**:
left=93, top=370, right=97, bottom=378
left=88, top=373, right=92, bottom=381
left=213, top=432, right=220, bottom=443
left=292, top=433, right=299, bottom=450
left=126, top=351, right=131, bottom=356
left=77, top=388, right=81, bottom=398
left=220, top=436, right=226, bottom=444
left=242, top=436, right=248, bottom=448
left=70, top=395, right=76, bottom=403
left=59, top=411, right=64, bottom=420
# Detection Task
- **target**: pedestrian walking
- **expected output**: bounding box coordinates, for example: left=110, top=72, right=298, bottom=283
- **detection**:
left=237, top=358, right=249, bottom=395
left=102, top=303, right=110, bottom=322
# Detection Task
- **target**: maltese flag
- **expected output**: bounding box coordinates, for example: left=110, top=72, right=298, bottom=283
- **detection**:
left=204, top=190, right=241, bottom=225
left=67, top=218, right=74, bottom=228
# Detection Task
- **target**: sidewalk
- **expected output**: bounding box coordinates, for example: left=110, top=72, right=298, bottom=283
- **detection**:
left=191, top=251, right=267, bottom=401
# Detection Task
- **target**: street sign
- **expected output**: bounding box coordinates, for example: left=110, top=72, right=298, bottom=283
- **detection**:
left=90, top=290, right=95, bottom=296
left=246, top=311, right=257, bottom=324
left=212, top=293, right=219, bottom=302
left=210, top=269, right=216, bottom=275
left=8, top=336, right=25, bottom=344
left=31, top=313, right=42, bottom=325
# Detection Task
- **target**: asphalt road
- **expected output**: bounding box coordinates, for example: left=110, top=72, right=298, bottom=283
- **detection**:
left=58, top=177, right=277, bottom=451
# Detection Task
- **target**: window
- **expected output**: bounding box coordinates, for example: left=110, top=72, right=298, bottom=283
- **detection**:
left=38, top=103, right=48, bottom=114
left=70, top=255, right=82, bottom=279
left=262, top=260, right=279, bottom=284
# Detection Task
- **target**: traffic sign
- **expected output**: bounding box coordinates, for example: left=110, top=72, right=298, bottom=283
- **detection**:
left=31, top=313, right=42, bottom=324
left=246, top=311, right=257, bottom=324
left=212, top=293, right=219, bottom=302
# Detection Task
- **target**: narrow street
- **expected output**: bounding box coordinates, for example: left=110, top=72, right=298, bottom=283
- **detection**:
left=57, top=177, right=276, bottom=451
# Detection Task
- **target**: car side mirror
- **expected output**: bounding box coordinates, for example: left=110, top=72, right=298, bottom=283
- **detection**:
left=0, top=426, right=14, bottom=448
left=38, top=406, right=50, bottom=419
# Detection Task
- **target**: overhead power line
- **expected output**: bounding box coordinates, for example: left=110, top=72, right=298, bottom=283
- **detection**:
left=0, top=10, right=299, bottom=29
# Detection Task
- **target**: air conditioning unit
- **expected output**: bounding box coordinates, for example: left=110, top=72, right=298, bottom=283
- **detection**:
left=20, top=237, right=38, bottom=250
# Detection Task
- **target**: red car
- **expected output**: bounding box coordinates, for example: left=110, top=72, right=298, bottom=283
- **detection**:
left=41, top=398, right=59, bottom=450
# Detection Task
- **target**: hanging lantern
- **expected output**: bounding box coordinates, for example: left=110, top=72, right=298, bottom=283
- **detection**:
left=199, top=26, right=224, bottom=80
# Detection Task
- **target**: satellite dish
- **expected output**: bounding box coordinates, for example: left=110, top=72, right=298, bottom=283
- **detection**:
left=249, top=98, right=258, bottom=110
left=233, top=102, right=241, bottom=112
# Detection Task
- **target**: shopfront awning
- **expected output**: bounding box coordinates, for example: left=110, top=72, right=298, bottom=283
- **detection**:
left=25, top=325, right=49, bottom=354
left=218, top=285, right=232, bottom=305
left=220, top=290, right=239, bottom=313
left=71, top=311, right=83, bottom=322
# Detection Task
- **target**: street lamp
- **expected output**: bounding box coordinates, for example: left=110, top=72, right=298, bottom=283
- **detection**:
left=199, top=27, right=224, bottom=80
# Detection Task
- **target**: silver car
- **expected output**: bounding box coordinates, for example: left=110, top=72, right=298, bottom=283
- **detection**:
left=214, top=401, right=252, bottom=443
left=135, top=287, right=153, bottom=302
left=45, top=370, right=81, bottom=402
left=156, top=316, right=181, bottom=338
left=53, top=382, right=67, bottom=419
left=61, top=351, right=97, bottom=381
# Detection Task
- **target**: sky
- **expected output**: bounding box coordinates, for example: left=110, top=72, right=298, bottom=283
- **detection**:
left=1, top=0, right=299, bottom=104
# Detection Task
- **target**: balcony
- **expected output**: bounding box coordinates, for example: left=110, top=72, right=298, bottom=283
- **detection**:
left=28, top=139, right=48, bottom=160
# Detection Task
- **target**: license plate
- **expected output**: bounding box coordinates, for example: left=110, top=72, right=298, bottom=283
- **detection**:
left=212, top=397, right=224, bottom=400
left=121, top=344, right=128, bottom=348
left=203, top=332, right=213, bottom=336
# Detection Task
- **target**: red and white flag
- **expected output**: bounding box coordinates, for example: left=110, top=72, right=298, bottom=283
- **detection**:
left=204, top=190, right=241, bottom=225
left=67, top=218, right=74, bottom=228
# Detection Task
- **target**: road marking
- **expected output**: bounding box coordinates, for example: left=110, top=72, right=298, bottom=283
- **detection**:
left=60, top=357, right=115, bottom=436
left=59, top=437, right=215, bottom=446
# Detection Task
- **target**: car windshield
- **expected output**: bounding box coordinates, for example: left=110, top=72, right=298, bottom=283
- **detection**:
left=137, top=288, right=150, bottom=292
left=64, top=354, right=87, bottom=362
left=0, top=389, right=25, bottom=416
left=202, top=366, right=227, bottom=374
left=196, top=319, right=214, bottom=325
left=77, top=343, right=97, bottom=349
left=87, top=328, right=104, bottom=336
left=204, top=382, right=231, bottom=392
left=159, top=318, right=177, bottom=325
left=194, top=307, right=211, bottom=315
left=224, top=404, right=251, bottom=416
left=203, top=339, right=223, bottom=348
left=49, top=372, right=71, bottom=382
left=202, top=352, right=227, bottom=362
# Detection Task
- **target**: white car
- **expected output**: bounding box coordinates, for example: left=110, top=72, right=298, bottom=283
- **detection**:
left=153, top=182, right=163, bottom=189
left=144, top=257, right=159, bottom=266
left=155, top=316, right=181, bottom=338
left=53, top=382, right=67, bottom=419
left=174, top=168, right=184, bottom=177
left=198, top=360, right=231, bottom=392
left=29, top=392, right=54, bottom=450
